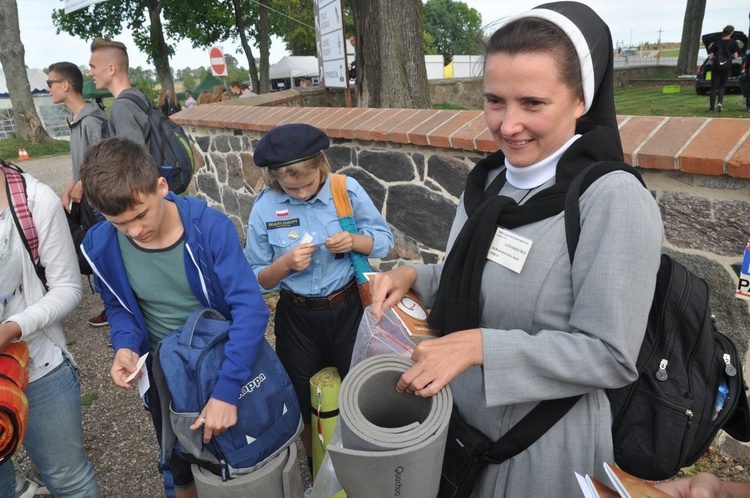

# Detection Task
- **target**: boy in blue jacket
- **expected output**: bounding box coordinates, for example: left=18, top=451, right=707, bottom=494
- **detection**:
left=80, top=137, right=269, bottom=498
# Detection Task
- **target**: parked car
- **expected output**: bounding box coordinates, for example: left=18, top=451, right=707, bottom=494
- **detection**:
left=695, top=31, right=748, bottom=95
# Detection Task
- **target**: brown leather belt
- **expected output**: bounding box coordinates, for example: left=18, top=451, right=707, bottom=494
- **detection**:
left=281, top=279, right=358, bottom=310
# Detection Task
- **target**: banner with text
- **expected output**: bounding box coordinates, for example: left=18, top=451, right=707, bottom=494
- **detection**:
left=314, top=0, right=348, bottom=89
left=65, top=0, right=109, bottom=14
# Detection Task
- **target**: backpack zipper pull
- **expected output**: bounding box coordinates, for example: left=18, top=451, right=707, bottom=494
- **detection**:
left=656, top=359, right=669, bottom=381
left=723, top=353, right=738, bottom=376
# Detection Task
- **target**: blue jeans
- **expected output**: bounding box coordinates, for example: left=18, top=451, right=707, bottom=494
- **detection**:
left=0, top=359, right=100, bottom=497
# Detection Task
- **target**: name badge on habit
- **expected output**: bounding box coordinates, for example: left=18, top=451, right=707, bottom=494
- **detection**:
left=487, top=227, right=533, bottom=273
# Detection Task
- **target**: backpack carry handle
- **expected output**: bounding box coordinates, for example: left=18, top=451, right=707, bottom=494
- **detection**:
left=179, top=307, right=226, bottom=347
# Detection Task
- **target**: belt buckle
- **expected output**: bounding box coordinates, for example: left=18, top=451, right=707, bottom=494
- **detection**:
left=292, top=295, right=307, bottom=309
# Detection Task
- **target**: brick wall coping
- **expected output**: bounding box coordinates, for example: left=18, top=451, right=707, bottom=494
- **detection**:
left=174, top=99, right=750, bottom=178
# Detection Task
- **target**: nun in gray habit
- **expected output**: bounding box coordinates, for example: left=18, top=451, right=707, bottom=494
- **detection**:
left=369, top=2, right=664, bottom=496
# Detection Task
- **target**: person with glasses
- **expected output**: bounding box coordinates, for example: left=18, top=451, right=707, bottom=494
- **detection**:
left=47, top=62, right=107, bottom=217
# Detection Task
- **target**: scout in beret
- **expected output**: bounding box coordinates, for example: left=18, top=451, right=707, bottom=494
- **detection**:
left=244, top=123, right=394, bottom=468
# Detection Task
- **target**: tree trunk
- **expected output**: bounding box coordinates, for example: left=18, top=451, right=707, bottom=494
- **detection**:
left=147, top=0, right=175, bottom=97
left=0, top=0, right=52, bottom=143
left=232, top=0, right=259, bottom=93
left=350, top=0, right=430, bottom=108
left=676, top=0, right=707, bottom=75
left=259, top=0, right=270, bottom=93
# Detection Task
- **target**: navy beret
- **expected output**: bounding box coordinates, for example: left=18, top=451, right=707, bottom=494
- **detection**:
left=253, top=123, right=330, bottom=169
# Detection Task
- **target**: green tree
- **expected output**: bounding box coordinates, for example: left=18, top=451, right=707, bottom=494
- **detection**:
left=129, top=66, right=158, bottom=102
left=166, top=0, right=283, bottom=93
left=274, top=0, right=316, bottom=55
left=423, top=0, right=482, bottom=60
left=52, top=1, right=176, bottom=97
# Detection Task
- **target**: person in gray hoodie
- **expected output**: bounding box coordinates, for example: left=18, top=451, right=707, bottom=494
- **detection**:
left=88, top=38, right=150, bottom=144
left=48, top=62, right=107, bottom=281
left=47, top=62, right=107, bottom=212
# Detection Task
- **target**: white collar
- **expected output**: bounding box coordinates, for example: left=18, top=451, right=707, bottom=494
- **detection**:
left=505, top=135, right=581, bottom=189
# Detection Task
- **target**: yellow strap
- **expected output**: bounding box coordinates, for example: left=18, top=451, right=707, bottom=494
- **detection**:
left=331, top=174, right=353, bottom=219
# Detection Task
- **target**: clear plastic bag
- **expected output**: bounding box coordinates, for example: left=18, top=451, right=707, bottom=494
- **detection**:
left=349, top=305, right=417, bottom=367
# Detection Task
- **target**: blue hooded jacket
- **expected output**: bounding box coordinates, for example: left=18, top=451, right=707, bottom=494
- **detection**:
left=82, top=192, right=269, bottom=405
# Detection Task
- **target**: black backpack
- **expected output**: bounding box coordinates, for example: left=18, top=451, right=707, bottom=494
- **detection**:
left=565, top=162, right=750, bottom=480
left=118, top=91, right=195, bottom=195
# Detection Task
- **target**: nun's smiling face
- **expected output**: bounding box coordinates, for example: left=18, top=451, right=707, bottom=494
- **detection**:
left=483, top=51, right=585, bottom=168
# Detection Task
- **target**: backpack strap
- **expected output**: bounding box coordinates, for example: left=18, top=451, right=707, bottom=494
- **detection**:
left=117, top=90, right=153, bottom=141
left=330, top=174, right=373, bottom=306
left=564, top=161, right=644, bottom=263
left=2, top=162, right=47, bottom=289
left=482, top=395, right=582, bottom=463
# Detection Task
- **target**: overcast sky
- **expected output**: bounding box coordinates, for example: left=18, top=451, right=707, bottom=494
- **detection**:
left=11, top=0, right=750, bottom=72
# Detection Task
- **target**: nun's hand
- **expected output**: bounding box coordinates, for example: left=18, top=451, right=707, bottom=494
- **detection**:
left=396, top=328, right=483, bottom=397
left=369, top=266, right=418, bottom=321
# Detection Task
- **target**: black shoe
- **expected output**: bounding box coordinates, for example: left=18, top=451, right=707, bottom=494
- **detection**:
left=707, top=108, right=715, bottom=112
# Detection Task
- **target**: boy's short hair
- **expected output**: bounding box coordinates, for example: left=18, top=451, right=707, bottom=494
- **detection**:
left=90, top=37, right=129, bottom=71
left=723, top=25, right=735, bottom=36
left=230, top=80, right=241, bottom=89
left=48, top=62, right=83, bottom=94
left=80, top=137, right=159, bottom=216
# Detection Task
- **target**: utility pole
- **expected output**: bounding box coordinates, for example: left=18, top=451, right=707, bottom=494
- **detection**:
left=656, top=28, right=663, bottom=63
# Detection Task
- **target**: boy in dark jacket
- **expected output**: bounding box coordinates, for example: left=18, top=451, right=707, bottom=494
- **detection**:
left=80, top=137, right=269, bottom=498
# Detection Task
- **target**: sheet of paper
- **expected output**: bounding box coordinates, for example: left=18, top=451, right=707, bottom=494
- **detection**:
left=575, top=472, right=598, bottom=498
left=125, top=352, right=149, bottom=383
left=136, top=367, right=150, bottom=399
left=603, top=462, right=671, bottom=498
left=300, top=232, right=314, bottom=244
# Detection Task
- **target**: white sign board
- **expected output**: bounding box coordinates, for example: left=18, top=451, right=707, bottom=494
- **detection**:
left=314, top=0, right=348, bottom=89
left=65, top=0, right=109, bottom=14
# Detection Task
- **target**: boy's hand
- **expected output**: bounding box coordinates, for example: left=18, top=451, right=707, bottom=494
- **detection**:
left=282, top=242, right=316, bottom=272
left=111, top=348, right=140, bottom=388
left=325, top=232, right=354, bottom=254
left=191, top=398, right=238, bottom=444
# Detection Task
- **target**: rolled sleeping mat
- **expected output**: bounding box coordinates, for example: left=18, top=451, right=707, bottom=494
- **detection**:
left=310, top=367, right=342, bottom=481
left=327, top=354, right=453, bottom=498
left=191, top=442, right=304, bottom=498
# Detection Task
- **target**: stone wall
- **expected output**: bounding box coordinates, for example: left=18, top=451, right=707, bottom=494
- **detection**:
left=175, top=99, right=750, bottom=458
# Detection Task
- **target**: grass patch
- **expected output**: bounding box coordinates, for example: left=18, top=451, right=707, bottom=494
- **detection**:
left=0, top=137, right=70, bottom=161
left=614, top=86, right=750, bottom=118
left=433, top=102, right=467, bottom=110
left=81, top=392, right=99, bottom=406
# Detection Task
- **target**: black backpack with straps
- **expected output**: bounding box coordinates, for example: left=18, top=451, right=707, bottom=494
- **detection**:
left=565, top=162, right=750, bottom=480
left=117, top=90, right=195, bottom=195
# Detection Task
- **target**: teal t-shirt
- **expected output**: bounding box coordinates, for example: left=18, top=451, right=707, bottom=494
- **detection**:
left=118, top=231, right=201, bottom=352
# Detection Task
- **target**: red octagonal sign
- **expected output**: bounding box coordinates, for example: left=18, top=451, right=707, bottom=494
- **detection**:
left=210, top=47, right=227, bottom=76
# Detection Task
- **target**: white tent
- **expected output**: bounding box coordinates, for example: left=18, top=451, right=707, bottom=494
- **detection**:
left=0, top=68, right=71, bottom=139
left=0, top=68, right=50, bottom=102
left=268, top=56, right=319, bottom=87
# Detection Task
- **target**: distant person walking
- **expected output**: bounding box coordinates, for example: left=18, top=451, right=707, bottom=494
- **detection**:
left=183, top=91, right=197, bottom=108
left=708, top=25, right=739, bottom=112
